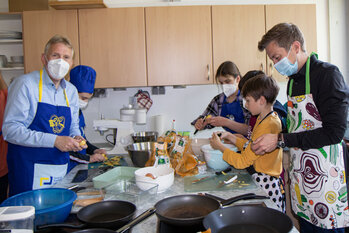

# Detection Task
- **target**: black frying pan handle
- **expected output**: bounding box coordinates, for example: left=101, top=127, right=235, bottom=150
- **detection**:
left=116, top=207, right=156, bottom=233
left=221, top=193, right=268, bottom=206
left=36, top=223, right=86, bottom=230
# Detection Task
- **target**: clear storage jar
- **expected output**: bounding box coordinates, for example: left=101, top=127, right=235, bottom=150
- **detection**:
left=0, top=206, right=35, bottom=233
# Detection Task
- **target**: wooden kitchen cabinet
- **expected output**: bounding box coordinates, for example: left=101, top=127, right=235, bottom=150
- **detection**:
left=212, top=5, right=266, bottom=79
left=78, top=8, right=147, bottom=88
left=22, top=10, right=80, bottom=73
left=146, top=6, right=212, bottom=86
left=265, top=4, right=317, bottom=82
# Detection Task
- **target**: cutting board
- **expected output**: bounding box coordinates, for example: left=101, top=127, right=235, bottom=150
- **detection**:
left=184, top=173, right=257, bottom=192
left=88, top=156, right=128, bottom=169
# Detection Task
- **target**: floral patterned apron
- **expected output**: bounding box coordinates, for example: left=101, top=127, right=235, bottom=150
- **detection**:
left=287, top=53, right=349, bottom=229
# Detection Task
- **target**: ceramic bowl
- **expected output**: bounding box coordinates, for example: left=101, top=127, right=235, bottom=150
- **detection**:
left=134, top=165, right=174, bottom=192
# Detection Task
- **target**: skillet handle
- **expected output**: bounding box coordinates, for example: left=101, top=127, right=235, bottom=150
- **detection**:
left=36, top=223, right=85, bottom=230
left=221, top=193, right=268, bottom=206
left=116, top=207, right=156, bottom=233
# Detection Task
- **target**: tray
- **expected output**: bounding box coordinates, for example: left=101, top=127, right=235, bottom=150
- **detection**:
left=93, top=166, right=139, bottom=188
left=184, top=173, right=258, bottom=192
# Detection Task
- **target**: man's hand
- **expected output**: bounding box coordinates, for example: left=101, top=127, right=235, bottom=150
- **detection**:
left=54, top=136, right=83, bottom=152
left=251, top=134, right=278, bottom=155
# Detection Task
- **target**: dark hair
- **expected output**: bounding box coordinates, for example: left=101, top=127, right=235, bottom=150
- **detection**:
left=215, top=61, right=241, bottom=84
left=238, top=70, right=265, bottom=90
left=241, top=74, right=279, bottom=104
left=258, top=23, right=306, bottom=52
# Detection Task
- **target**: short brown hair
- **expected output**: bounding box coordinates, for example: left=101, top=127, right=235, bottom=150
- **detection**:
left=44, top=34, right=74, bottom=57
left=238, top=70, right=265, bottom=90
left=258, top=23, right=306, bottom=52
left=242, top=74, right=279, bottom=104
left=215, top=61, right=241, bottom=84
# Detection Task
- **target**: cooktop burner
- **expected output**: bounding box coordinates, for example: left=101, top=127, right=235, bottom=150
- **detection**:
left=157, top=221, right=206, bottom=233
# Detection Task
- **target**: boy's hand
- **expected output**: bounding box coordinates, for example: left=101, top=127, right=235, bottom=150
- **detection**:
left=210, top=132, right=225, bottom=152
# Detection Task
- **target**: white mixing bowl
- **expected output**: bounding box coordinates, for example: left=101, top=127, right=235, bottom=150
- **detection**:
left=134, top=165, right=174, bottom=192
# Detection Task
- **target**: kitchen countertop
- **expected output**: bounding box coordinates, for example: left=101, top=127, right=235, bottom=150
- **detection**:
left=54, top=155, right=299, bottom=233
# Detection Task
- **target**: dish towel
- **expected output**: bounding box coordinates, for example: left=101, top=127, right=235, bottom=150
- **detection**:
left=134, top=90, right=153, bottom=112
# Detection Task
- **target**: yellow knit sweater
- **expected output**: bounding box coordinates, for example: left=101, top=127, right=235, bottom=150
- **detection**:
left=222, top=112, right=283, bottom=177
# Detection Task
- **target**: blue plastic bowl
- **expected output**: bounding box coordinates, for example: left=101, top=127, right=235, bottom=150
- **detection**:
left=1, top=188, right=77, bottom=227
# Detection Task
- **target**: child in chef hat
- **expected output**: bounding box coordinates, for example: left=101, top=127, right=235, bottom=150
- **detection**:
left=68, top=65, right=106, bottom=171
left=210, top=74, right=285, bottom=213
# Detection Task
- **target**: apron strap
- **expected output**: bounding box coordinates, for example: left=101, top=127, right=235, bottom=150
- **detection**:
left=39, top=69, right=69, bottom=107
left=288, top=52, right=318, bottom=96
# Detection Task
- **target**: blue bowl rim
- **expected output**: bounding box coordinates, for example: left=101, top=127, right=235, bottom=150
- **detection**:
left=1, top=188, right=77, bottom=215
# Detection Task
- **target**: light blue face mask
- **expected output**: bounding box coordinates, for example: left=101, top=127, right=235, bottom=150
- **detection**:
left=274, top=46, right=298, bottom=77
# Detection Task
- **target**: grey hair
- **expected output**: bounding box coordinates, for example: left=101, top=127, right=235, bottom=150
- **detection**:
left=44, top=35, right=74, bottom=57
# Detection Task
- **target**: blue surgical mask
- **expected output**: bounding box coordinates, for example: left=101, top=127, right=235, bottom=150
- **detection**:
left=274, top=47, right=298, bottom=76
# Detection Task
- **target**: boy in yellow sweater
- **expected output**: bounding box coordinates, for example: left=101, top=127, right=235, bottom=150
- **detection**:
left=210, top=73, right=285, bottom=212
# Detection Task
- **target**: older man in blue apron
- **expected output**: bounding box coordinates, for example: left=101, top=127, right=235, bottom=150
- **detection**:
left=252, top=23, right=349, bottom=232
left=3, top=35, right=86, bottom=196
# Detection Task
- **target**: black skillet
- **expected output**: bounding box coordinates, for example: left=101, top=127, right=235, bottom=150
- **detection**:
left=36, top=200, right=137, bottom=231
left=62, top=193, right=268, bottom=233
left=203, top=205, right=293, bottom=233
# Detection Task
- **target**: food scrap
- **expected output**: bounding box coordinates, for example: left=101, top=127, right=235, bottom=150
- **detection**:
left=102, top=155, right=121, bottom=167
left=145, top=173, right=157, bottom=179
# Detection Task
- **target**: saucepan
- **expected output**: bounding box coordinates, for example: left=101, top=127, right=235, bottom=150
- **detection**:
left=36, top=200, right=138, bottom=231
left=203, top=205, right=293, bottom=233
left=68, top=193, right=268, bottom=233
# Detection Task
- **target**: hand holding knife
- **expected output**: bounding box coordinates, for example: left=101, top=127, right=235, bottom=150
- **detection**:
left=193, top=115, right=212, bottom=135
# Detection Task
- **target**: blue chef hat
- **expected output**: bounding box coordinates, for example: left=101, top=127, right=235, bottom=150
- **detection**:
left=70, top=65, right=96, bottom=94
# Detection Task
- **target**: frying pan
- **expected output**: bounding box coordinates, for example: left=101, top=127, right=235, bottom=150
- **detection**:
left=36, top=200, right=136, bottom=230
left=71, top=193, right=268, bottom=233
left=203, top=205, right=293, bottom=233
left=153, top=192, right=267, bottom=226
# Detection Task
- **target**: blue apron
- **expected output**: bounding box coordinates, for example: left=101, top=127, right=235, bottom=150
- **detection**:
left=220, top=91, right=245, bottom=134
left=7, top=70, right=71, bottom=196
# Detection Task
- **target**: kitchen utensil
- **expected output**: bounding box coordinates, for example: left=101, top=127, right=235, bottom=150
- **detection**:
left=1, top=188, right=76, bottom=227
left=203, top=205, right=293, bottom=233
left=192, top=167, right=231, bottom=184
left=36, top=200, right=137, bottom=231
left=135, top=165, right=174, bottom=192
left=216, top=175, right=237, bottom=188
left=201, top=144, right=237, bottom=171
left=126, top=142, right=154, bottom=167
left=193, top=115, right=212, bottom=135
left=130, top=131, right=158, bottom=143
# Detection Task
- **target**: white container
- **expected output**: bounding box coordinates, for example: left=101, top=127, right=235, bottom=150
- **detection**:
left=0, top=206, right=35, bottom=233
left=135, top=165, right=174, bottom=192
left=135, top=108, right=147, bottom=125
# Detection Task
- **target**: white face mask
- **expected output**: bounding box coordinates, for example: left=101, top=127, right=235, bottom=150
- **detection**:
left=47, top=58, right=70, bottom=80
left=79, top=99, right=88, bottom=110
left=222, top=84, right=237, bottom=97
left=242, top=98, right=247, bottom=109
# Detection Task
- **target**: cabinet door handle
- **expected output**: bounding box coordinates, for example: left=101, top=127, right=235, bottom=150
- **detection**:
left=207, top=64, right=210, bottom=80
left=260, top=63, right=264, bottom=72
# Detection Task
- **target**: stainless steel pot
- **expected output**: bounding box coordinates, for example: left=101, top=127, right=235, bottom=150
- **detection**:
left=131, top=131, right=158, bottom=143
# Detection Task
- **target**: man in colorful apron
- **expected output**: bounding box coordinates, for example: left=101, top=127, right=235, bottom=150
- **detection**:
left=252, top=23, right=349, bottom=232
left=68, top=65, right=106, bottom=171
left=3, top=35, right=86, bottom=196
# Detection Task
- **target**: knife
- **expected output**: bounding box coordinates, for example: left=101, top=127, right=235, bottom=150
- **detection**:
left=216, top=175, right=238, bottom=188
left=192, top=167, right=232, bottom=184
left=193, top=115, right=212, bottom=135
